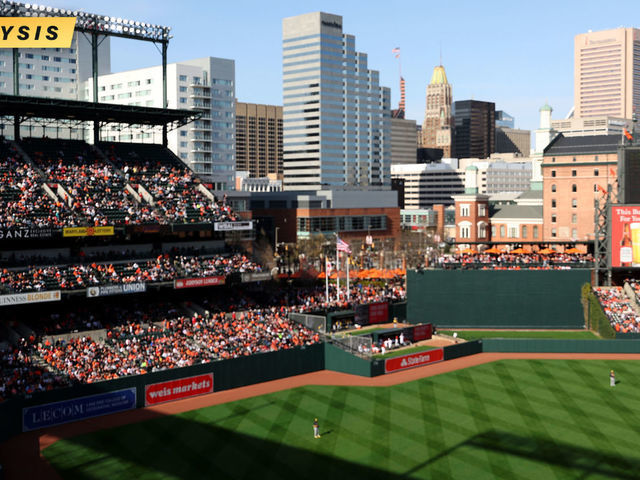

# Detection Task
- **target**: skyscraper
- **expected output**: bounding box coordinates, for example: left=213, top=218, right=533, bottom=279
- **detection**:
left=574, top=28, right=640, bottom=119
left=421, top=65, right=453, bottom=157
left=453, top=100, right=495, bottom=159
left=282, top=12, right=391, bottom=191
left=236, top=102, right=283, bottom=178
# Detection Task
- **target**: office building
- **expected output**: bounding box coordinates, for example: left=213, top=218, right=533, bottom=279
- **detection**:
left=495, top=111, right=515, bottom=129
left=551, top=116, right=631, bottom=137
left=0, top=32, right=110, bottom=100
left=236, top=102, right=283, bottom=178
left=421, top=64, right=454, bottom=157
left=282, top=12, right=391, bottom=191
left=495, top=127, right=531, bottom=156
left=574, top=28, right=640, bottom=119
left=453, top=100, right=495, bottom=159
left=88, top=57, right=235, bottom=190
left=390, top=117, right=419, bottom=164
left=391, top=162, right=464, bottom=208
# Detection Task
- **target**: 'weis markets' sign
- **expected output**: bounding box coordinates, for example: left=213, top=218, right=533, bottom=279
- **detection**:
left=384, top=349, right=443, bottom=374
left=145, top=374, right=213, bottom=406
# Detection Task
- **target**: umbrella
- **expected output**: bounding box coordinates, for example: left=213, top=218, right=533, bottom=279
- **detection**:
left=459, top=248, right=477, bottom=255
left=484, top=246, right=503, bottom=254
left=317, top=272, right=326, bottom=279
left=565, top=247, right=582, bottom=254
left=538, top=248, right=556, bottom=255
left=510, top=248, right=525, bottom=254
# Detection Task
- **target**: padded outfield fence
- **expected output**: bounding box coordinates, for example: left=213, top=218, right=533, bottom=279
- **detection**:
left=407, top=270, right=590, bottom=329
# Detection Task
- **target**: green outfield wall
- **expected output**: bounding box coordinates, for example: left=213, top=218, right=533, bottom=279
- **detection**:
left=482, top=339, right=640, bottom=353
left=407, top=269, right=590, bottom=329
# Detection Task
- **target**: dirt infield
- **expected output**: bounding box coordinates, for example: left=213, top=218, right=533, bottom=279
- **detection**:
left=4, top=352, right=640, bottom=480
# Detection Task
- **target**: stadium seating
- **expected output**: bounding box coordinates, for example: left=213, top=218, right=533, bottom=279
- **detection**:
left=593, top=286, right=640, bottom=333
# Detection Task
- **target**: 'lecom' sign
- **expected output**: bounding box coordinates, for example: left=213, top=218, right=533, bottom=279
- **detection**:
left=145, top=373, right=213, bottom=406
left=384, top=349, right=443, bottom=373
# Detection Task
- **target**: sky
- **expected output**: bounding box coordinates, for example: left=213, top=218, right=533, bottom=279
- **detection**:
left=41, top=0, right=640, bottom=133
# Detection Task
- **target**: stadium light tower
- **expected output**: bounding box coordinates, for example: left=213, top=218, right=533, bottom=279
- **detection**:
left=0, top=0, right=173, bottom=145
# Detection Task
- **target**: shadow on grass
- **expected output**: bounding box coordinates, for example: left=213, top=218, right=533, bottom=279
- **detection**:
left=405, top=429, right=640, bottom=480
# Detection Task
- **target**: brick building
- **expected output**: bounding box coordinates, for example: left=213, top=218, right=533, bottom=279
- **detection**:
left=452, top=193, right=490, bottom=243
left=542, top=134, right=619, bottom=242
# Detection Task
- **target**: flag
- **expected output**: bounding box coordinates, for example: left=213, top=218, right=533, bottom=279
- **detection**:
left=392, top=47, right=400, bottom=58
left=609, top=168, right=616, bottom=177
left=337, top=237, right=351, bottom=254
left=597, top=185, right=607, bottom=195
left=624, top=128, right=633, bottom=141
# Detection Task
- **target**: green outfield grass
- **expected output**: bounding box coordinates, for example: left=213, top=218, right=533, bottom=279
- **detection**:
left=372, top=344, right=438, bottom=359
left=43, top=359, right=640, bottom=479
left=438, top=330, right=600, bottom=341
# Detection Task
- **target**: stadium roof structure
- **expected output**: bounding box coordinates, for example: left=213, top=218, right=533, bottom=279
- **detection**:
left=0, top=94, right=200, bottom=131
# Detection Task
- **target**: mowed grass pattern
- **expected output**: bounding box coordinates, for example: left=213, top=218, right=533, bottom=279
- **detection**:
left=439, top=330, right=600, bottom=341
left=44, top=360, right=640, bottom=479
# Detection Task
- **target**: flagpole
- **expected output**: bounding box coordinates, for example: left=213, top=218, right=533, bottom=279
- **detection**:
left=325, top=257, right=329, bottom=305
left=347, top=254, right=350, bottom=302
left=335, top=233, right=340, bottom=303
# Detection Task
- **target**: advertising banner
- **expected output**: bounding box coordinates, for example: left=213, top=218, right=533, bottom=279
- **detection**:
left=63, top=226, right=114, bottom=237
left=0, top=227, right=53, bottom=240
left=0, top=17, right=76, bottom=48
left=412, top=324, right=433, bottom=342
left=174, top=276, right=225, bottom=289
left=86, top=283, right=146, bottom=298
left=240, top=272, right=272, bottom=283
left=145, top=373, right=213, bottom=406
left=0, top=290, right=61, bottom=307
left=384, top=348, right=443, bottom=374
left=214, top=221, right=253, bottom=232
left=22, top=388, right=136, bottom=431
left=368, top=302, right=389, bottom=325
left=611, top=205, right=640, bottom=268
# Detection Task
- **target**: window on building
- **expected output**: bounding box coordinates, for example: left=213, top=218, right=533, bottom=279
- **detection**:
left=460, top=226, right=470, bottom=239
left=551, top=199, right=556, bottom=208
left=551, top=184, right=556, bottom=193
left=551, top=170, right=556, bottom=177
left=572, top=199, right=577, bottom=208
left=491, top=226, right=496, bottom=237
left=551, top=215, right=556, bottom=223
left=594, top=184, right=598, bottom=192
left=179, top=86, right=187, bottom=92
left=572, top=157, right=576, bottom=162
left=460, top=204, right=470, bottom=217
left=572, top=184, right=577, bottom=192
left=179, top=75, right=187, bottom=82
left=479, top=224, right=487, bottom=238
left=572, top=214, right=577, bottom=223
left=551, top=228, right=557, bottom=238
left=522, top=225, right=528, bottom=238
left=508, top=226, right=518, bottom=238
left=478, top=204, right=486, bottom=216
left=500, top=225, right=505, bottom=237
left=180, top=131, right=187, bottom=137
left=533, top=226, right=539, bottom=239
left=594, top=169, right=599, bottom=176
left=572, top=228, right=578, bottom=239
left=180, top=97, right=187, bottom=104
left=572, top=170, right=576, bottom=177
left=552, top=157, right=555, bottom=162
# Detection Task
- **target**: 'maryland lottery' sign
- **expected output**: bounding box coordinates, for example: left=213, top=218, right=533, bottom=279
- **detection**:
left=0, top=290, right=61, bottom=307
left=63, top=226, right=114, bottom=237
left=214, top=221, right=253, bottom=232
left=87, top=283, right=146, bottom=298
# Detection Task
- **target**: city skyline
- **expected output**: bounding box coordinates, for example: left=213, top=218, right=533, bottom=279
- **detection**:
left=11, top=0, right=640, bottom=137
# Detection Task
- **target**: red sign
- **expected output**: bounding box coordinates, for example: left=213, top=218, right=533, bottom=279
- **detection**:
left=368, top=302, right=389, bottom=324
left=384, top=349, right=443, bottom=373
left=611, top=205, right=640, bottom=268
left=145, top=373, right=213, bottom=406
left=174, top=276, right=225, bottom=289
left=413, top=324, right=433, bottom=342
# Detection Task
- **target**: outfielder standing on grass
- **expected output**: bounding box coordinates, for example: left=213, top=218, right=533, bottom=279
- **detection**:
left=313, top=418, right=321, bottom=438
left=610, top=370, right=616, bottom=387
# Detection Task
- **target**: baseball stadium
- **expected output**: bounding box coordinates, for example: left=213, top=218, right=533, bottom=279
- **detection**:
left=2, top=3, right=640, bottom=480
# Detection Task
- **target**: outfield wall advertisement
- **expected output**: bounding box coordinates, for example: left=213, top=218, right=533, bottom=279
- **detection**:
left=611, top=205, right=640, bottom=268
left=384, top=348, right=443, bottom=374
left=145, top=374, right=214, bottom=406
left=22, top=388, right=136, bottom=431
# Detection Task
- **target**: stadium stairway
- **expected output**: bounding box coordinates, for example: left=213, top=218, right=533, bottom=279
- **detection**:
left=624, top=282, right=640, bottom=316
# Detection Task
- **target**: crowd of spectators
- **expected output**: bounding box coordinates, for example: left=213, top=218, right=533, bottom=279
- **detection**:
left=593, top=286, right=640, bottom=333
left=0, top=138, right=242, bottom=228
left=437, top=252, right=594, bottom=270
left=0, top=253, right=263, bottom=293
left=0, top=278, right=405, bottom=399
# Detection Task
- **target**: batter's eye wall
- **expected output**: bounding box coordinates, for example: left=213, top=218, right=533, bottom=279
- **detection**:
left=406, top=270, right=590, bottom=329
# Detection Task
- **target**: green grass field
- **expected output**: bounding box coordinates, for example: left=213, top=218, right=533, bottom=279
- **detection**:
left=43, top=360, right=640, bottom=479
left=438, top=330, right=600, bottom=341
left=372, top=344, right=437, bottom=359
